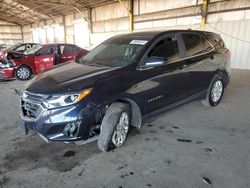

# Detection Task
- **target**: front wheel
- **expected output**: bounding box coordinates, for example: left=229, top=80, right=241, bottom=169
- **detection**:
left=97, top=102, right=131, bottom=152
left=15, top=66, right=32, bottom=81
left=202, top=77, right=224, bottom=106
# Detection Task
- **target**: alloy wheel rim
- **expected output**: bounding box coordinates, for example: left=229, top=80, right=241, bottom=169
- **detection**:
left=17, top=68, right=29, bottom=79
left=211, top=80, right=223, bottom=103
left=112, top=112, right=129, bottom=147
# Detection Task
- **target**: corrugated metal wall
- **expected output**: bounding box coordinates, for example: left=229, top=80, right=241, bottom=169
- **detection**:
left=206, top=20, right=250, bottom=70
left=0, top=21, right=23, bottom=45
left=18, top=0, right=250, bottom=70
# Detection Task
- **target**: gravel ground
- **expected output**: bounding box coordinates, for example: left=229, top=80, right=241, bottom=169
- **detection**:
left=0, top=69, right=250, bottom=188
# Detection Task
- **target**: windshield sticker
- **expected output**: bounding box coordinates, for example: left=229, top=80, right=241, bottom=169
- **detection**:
left=130, top=40, right=148, bottom=45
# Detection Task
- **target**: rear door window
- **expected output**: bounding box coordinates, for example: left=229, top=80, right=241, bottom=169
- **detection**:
left=36, top=46, right=56, bottom=56
left=148, top=37, right=181, bottom=64
left=61, top=45, right=76, bottom=54
left=182, top=33, right=213, bottom=57
left=74, top=46, right=81, bottom=52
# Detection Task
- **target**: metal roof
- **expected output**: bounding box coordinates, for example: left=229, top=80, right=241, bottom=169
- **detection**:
left=0, top=0, right=115, bottom=25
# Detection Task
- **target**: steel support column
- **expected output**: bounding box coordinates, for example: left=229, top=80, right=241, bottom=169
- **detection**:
left=201, top=0, right=209, bottom=31
left=74, top=6, right=89, bottom=21
left=118, top=0, right=134, bottom=32
left=62, top=15, right=67, bottom=42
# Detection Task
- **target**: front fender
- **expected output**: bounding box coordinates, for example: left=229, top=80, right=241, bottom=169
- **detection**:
left=106, top=94, right=143, bottom=128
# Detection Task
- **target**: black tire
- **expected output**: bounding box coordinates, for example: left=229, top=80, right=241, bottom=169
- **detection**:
left=202, top=75, right=224, bottom=106
left=15, top=65, right=32, bottom=81
left=97, top=102, right=131, bottom=152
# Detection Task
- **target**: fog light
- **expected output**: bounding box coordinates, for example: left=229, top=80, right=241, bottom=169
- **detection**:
left=63, top=121, right=81, bottom=137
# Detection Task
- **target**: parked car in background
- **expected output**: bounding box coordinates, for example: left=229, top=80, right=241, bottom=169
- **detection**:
left=0, top=43, right=37, bottom=59
left=0, top=43, right=88, bottom=80
left=0, top=43, right=9, bottom=50
left=0, top=58, right=15, bottom=80
left=18, top=30, right=231, bottom=152
left=76, top=48, right=90, bottom=60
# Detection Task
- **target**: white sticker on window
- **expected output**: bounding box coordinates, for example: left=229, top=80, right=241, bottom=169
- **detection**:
left=130, top=40, right=148, bottom=45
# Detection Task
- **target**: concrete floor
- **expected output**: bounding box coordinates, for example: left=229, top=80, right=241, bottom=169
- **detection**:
left=0, top=69, right=250, bottom=188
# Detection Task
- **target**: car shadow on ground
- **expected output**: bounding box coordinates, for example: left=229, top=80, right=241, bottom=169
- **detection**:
left=0, top=133, right=101, bottom=174
left=0, top=125, right=144, bottom=175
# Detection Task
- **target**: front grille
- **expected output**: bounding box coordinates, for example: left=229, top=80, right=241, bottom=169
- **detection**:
left=24, top=92, right=45, bottom=103
left=21, top=92, right=46, bottom=119
left=21, top=101, right=42, bottom=119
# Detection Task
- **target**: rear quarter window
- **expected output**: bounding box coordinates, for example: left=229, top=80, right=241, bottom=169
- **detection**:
left=182, top=33, right=213, bottom=57
left=204, top=33, right=225, bottom=50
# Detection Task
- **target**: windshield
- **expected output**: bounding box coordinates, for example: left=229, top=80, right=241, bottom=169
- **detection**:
left=26, top=45, right=43, bottom=55
left=77, top=37, right=149, bottom=67
left=7, top=44, right=20, bottom=51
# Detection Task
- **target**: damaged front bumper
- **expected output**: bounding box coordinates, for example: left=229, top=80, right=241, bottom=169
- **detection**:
left=0, top=67, right=15, bottom=80
left=18, top=92, right=96, bottom=143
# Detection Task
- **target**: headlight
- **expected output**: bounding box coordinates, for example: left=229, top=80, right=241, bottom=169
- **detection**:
left=43, top=88, right=93, bottom=109
left=0, top=60, right=13, bottom=68
left=0, top=63, right=10, bottom=68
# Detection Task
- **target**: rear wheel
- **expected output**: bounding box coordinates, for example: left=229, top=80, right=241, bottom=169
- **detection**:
left=97, top=102, right=131, bottom=152
left=202, top=76, right=224, bottom=106
left=15, top=65, right=32, bottom=81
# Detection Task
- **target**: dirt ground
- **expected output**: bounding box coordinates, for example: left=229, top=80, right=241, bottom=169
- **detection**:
left=0, top=69, right=250, bottom=188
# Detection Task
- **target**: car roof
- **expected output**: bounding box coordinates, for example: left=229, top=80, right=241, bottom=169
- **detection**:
left=114, top=29, right=216, bottom=39
left=18, top=43, right=38, bottom=45
left=40, top=43, right=77, bottom=47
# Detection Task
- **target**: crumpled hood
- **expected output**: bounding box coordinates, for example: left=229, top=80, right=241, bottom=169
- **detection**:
left=26, top=62, right=117, bottom=94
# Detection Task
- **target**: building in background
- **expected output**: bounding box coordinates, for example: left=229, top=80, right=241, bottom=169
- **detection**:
left=0, top=0, right=249, bottom=69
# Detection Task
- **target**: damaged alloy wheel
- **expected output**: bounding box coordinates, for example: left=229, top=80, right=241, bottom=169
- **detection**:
left=97, top=102, right=131, bottom=152
left=111, top=112, right=130, bottom=147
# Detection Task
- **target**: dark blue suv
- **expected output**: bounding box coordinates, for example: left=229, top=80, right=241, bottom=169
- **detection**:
left=18, top=30, right=231, bottom=152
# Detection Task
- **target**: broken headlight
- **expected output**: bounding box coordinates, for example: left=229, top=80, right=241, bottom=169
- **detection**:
left=43, top=88, right=92, bottom=109
left=0, top=60, right=14, bottom=68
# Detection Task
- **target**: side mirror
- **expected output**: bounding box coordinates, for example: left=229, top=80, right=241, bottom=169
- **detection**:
left=145, top=56, right=166, bottom=67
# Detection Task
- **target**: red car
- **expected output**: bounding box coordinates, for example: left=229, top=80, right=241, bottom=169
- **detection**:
left=0, top=43, right=88, bottom=80
left=0, top=43, right=37, bottom=59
